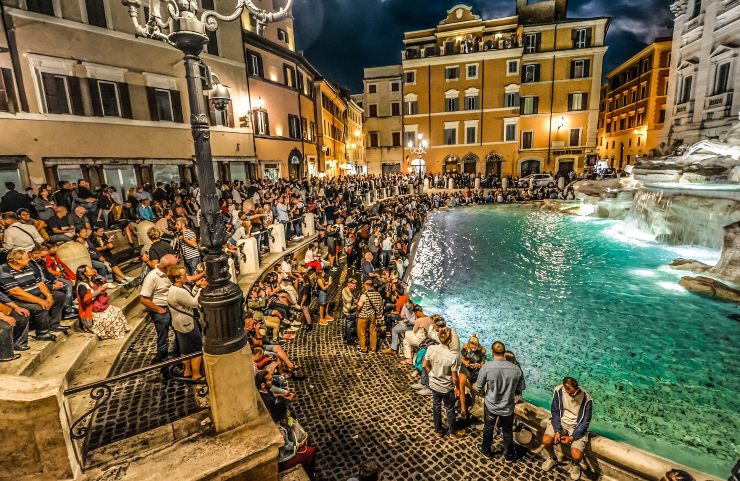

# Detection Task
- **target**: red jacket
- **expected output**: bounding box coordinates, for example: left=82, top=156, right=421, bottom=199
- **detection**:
left=45, top=254, right=76, bottom=281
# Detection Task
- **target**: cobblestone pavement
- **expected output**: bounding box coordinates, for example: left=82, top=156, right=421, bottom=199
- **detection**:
left=86, top=321, right=203, bottom=451
left=284, top=263, right=571, bottom=481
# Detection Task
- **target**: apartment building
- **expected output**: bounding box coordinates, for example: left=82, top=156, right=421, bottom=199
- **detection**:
left=596, top=38, right=672, bottom=168
left=360, top=65, right=404, bottom=174
left=662, top=0, right=740, bottom=146
left=0, top=0, right=256, bottom=191
left=345, top=97, right=364, bottom=174
left=401, top=1, right=609, bottom=178
left=242, top=0, right=321, bottom=180
left=315, top=79, right=347, bottom=178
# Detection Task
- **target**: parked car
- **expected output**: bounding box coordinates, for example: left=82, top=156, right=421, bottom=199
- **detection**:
left=516, top=174, right=556, bottom=188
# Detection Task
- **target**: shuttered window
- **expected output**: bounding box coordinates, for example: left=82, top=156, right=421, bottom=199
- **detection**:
left=146, top=87, right=183, bottom=122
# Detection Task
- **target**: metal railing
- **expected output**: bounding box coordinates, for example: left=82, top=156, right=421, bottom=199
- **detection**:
left=63, top=353, right=207, bottom=465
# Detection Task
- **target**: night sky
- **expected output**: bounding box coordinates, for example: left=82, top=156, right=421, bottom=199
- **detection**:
left=292, top=0, right=674, bottom=93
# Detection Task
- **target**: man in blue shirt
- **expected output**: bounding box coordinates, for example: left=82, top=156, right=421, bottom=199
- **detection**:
left=476, top=341, right=524, bottom=462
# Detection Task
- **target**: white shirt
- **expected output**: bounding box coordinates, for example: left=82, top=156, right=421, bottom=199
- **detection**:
left=140, top=266, right=172, bottom=307
left=3, top=222, right=44, bottom=251
left=167, top=285, right=200, bottom=333
left=304, top=249, right=315, bottom=264
left=381, top=237, right=393, bottom=251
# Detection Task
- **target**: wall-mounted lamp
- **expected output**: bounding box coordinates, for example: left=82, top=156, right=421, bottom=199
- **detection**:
left=252, top=97, right=265, bottom=110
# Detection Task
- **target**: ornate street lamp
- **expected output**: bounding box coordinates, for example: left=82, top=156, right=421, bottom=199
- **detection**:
left=408, top=133, right=428, bottom=177
left=120, top=0, right=292, bottom=356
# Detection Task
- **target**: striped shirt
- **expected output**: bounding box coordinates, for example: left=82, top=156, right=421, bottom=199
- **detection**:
left=174, top=228, right=200, bottom=260
left=358, top=289, right=383, bottom=319
left=0, top=263, right=44, bottom=297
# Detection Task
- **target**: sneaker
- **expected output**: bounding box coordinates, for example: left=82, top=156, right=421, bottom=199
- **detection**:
left=476, top=445, right=494, bottom=459
left=541, top=458, right=558, bottom=472
left=381, top=348, right=395, bottom=355
left=410, top=383, right=425, bottom=390
left=330, top=267, right=338, bottom=271
left=356, top=347, right=367, bottom=355
left=417, top=388, right=433, bottom=396
left=105, top=283, right=117, bottom=289
left=290, top=320, right=302, bottom=327
left=319, top=320, right=328, bottom=326
left=568, top=463, right=581, bottom=480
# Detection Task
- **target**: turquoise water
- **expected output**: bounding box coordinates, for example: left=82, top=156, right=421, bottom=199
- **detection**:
left=409, top=205, right=740, bottom=477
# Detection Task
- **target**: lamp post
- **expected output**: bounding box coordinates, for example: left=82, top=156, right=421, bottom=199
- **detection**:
left=408, top=133, right=428, bottom=177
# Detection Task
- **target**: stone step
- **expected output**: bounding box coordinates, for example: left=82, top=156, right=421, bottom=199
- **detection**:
left=31, top=331, right=98, bottom=380
left=280, top=466, right=311, bottom=481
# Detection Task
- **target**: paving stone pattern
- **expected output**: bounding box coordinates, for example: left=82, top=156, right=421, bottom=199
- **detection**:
left=85, top=321, right=203, bottom=451
left=284, top=263, right=571, bottom=481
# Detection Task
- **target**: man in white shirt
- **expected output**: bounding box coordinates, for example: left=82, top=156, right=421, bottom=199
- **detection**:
left=140, top=254, right=177, bottom=362
left=2, top=212, right=44, bottom=251
left=423, top=327, right=464, bottom=438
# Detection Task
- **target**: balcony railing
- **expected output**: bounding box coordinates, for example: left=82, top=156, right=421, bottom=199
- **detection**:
left=674, top=100, right=695, bottom=115
left=404, top=36, right=520, bottom=60
left=705, top=91, right=733, bottom=110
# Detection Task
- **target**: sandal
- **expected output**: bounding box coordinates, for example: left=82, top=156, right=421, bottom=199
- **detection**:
left=0, top=354, right=21, bottom=362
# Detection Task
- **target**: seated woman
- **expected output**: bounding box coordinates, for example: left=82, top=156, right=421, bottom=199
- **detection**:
left=459, top=334, right=486, bottom=419
left=166, top=265, right=204, bottom=380
left=244, top=312, right=302, bottom=375
left=75, top=265, right=130, bottom=340
left=273, top=398, right=317, bottom=480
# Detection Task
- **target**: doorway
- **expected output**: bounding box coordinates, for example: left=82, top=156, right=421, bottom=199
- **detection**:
left=520, top=159, right=541, bottom=177
left=557, top=159, right=574, bottom=176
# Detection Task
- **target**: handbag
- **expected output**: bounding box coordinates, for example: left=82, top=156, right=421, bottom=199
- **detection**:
left=92, top=290, right=111, bottom=312
left=288, top=416, right=308, bottom=447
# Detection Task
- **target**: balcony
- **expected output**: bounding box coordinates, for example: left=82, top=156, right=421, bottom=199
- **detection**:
left=403, top=35, right=520, bottom=60
left=674, top=99, right=695, bottom=116
left=704, top=91, right=733, bottom=111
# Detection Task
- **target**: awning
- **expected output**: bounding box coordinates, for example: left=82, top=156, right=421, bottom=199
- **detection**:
left=44, top=157, right=192, bottom=166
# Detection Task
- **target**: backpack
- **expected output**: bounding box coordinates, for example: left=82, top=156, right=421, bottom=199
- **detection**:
left=413, top=348, right=427, bottom=373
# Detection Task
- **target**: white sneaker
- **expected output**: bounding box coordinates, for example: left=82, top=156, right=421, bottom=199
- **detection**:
left=541, top=458, right=558, bottom=471
left=568, top=463, right=581, bottom=480
left=417, top=388, right=433, bottom=396
left=290, top=320, right=302, bottom=327
left=410, top=383, right=425, bottom=390
left=105, top=283, right=118, bottom=289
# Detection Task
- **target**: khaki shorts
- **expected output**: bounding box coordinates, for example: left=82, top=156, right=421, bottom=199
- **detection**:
left=545, top=422, right=589, bottom=452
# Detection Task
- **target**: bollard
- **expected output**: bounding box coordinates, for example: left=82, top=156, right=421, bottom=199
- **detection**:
left=268, top=224, right=286, bottom=253
left=558, top=177, right=565, bottom=189
left=502, top=177, right=509, bottom=189
left=136, top=220, right=156, bottom=249
left=303, top=212, right=316, bottom=236
left=448, top=178, right=455, bottom=190
left=238, top=238, right=260, bottom=274
left=474, top=177, right=481, bottom=190
left=423, top=178, right=430, bottom=192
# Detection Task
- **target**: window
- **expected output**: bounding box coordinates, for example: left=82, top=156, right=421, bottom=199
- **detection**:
left=466, top=125, right=476, bottom=144
left=404, top=71, right=415, bottom=84
left=505, top=92, right=520, bottom=108
left=283, top=65, right=296, bottom=88
left=637, top=111, right=645, bottom=125
left=507, top=60, right=519, bottom=75
left=619, top=118, right=626, bottom=130
left=524, top=33, right=541, bottom=53
left=444, top=127, right=457, bottom=145
left=572, top=28, right=590, bottom=49
left=253, top=109, right=269, bottom=135
left=0, top=69, right=16, bottom=113
left=368, top=84, right=377, bottom=94
left=568, top=92, right=587, bottom=111
left=404, top=100, right=418, bottom=115
left=445, top=66, right=459, bottom=81
left=277, top=28, right=289, bottom=43
left=691, top=0, right=701, bottom=17
left=369, top=132, right=379, bottom=147
left=247, top=52, right=264, bottom=77
left=520, top=96, right=539, bottom=115
left=301, top=117, right=309, bottom=140
left=27, top=0, right=55, bottom=15
left=659, top=108, right=666, bottom=123
left=445, top=97, right=459, bottom=112
left=522, top=64, right=540, bottom=83
left=391, top=81, right=400, bottom=92
left=505, top=122, right=517, bottom=142
left=368, top=104, right=377, bottom=117
left=631, top=89, right=637, bottom=103
left=679, top=75, right=693, bottom=103
left=642, top=58, right=650, bottom=73
left=392, top=132, right=401, bottom=147
left=310, top=121, right=316, bottom=140
left=628, top=115, right=635, bottom=128
left=640, top=83, right=647, bottom=100
left=570, top=128, right=581, bottom=146
left=205, top=28, right=219, bottom=55
left=85, top=0, right=107, bottom=28
left=404, top=131, right=416, bottom=147
left=714, top=62, right=730, bottom=95
left=466, top=64, right=478, bottom=79
left=96, top=80, right=120, bottom=117
left=152, top=88, right=174, bottom=121
left=465, top=94, right=479, bottom=110
left=288, top=115, right=300, bottom=139
left=391, top=101, right=401, bottom=116
left=39, top=73, right=83, bottom=115
left=570, top=59, right=590, bottom=79
left=521, top=131, right=534, bottom=149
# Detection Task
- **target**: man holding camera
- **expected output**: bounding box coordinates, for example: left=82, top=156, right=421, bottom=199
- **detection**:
left=541, top=377, right=593, bottom=480
left=173, top=218, right=201, bottom=275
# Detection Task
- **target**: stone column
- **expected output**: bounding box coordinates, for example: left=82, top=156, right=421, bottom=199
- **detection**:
left=448, top=178, right=455, bottom=190
left=502, top=177, right=509, bottom=189
left=203, top=346, right=261, bottom=433
left=474, top=177, right=481, bottom=190
left=303, top=212, right=316, bottom=236
left=268, top=224, right=286, bottom=253
left=238, top=238, right=260, bottom=274
left=423, top=178, right=430, bottom=192
left=558, top=177, right=565, bottom=189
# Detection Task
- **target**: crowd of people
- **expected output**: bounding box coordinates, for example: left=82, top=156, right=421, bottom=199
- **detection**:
left=0, top=174, right=715, bottom=481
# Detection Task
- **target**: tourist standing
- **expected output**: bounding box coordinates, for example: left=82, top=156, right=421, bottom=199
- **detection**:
left=140, top=253, right=177, bottom=362
left=355, top=280, right=383, bottom=354
left=423, top=327, right=465, bottom=438
left=540, top=377, right=593, bottom=480
left=173, top=218, right=201, bottom=275
left=341, top=278, right=358, bottom=345
left=166, top=265, right=204, bottom=380
left=476, top=341, right=524, bottom=462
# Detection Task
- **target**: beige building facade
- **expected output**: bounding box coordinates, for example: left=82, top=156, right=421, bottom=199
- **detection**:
left=345, top=97, right=365, bottom=174
left=359, top=65, right=404, bottom=175
left=0, top=0, right=257, bottom=192
left=314, top=79, right=347, bottom=178
left=401, top=2, right=609, bottom=178
left=597, top=38, right=672, bottom=168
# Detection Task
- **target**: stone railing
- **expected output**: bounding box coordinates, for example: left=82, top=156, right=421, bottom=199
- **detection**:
left=704, top=91, right=733, bottom=110
left=674, top=100, right=694, bottom=115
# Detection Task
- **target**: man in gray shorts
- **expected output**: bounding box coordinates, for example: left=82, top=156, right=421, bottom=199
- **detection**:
left=541, top=376, right=593, bottom=480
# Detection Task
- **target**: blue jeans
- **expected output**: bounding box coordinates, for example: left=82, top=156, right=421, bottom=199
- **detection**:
left=91, top=260, right=113, bottom=282
left=56, top=278, right=74, bottom=310
left=432, top=388, right=457, bottom=434
left=184, top=256, right=201, bottom=275
left=344, top=312, right=357, bottom=344
left=150, top=309, right=174, bottom=362
left=482, top=406, right=514, bottom=456
left=390, top=322, right=412, bottom=351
